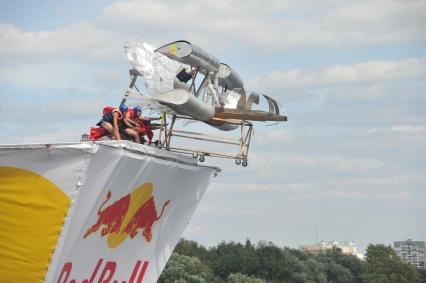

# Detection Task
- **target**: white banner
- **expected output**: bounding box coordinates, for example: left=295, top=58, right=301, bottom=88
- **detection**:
left=0, top=142, right=216, bottom=283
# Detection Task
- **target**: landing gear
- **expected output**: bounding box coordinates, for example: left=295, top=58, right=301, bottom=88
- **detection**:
left=192, top=152, right=198, bottom=159
left=235, top=158, right=248, bottom=167
left=199, top=155, right=205, bottom=162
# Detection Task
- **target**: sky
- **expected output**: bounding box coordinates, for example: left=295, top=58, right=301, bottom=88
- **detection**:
left=1, top=0, right=425, bottom=254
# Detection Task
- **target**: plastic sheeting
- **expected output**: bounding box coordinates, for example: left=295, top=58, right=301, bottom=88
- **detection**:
left=0, top=141, right=217, bottom=283
left=125, top=42, right=182, bottom=96
left=124, top=42, right=242, bottom=110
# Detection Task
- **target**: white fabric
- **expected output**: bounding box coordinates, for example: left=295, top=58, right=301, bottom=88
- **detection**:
left=125, top=42, right=183, bottom=96
left=0, top=142, right=216, bottom=283
left=222, top=90, right=240, bottom=109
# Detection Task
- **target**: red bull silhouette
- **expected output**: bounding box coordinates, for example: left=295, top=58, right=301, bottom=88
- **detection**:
left=83, top=183, right=171, bottom=248
left=83, top=191, right=130, bottom=238
left=125, top=197, right=171, bottom=241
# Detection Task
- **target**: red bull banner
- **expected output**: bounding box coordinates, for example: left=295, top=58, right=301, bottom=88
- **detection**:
left=0, top=142, right=217, bottom=283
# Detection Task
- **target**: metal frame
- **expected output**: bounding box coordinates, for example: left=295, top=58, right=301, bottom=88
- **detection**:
left=156, top=115, right=253, bottom=165
left=126, top=71, right=253, bottom=166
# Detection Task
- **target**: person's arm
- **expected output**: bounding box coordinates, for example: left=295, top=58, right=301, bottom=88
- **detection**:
left=113, top=112, right=121, bottom=140
left=140, top=116, right=161, bottom=121
left=123, top=112, right=138, bottom=129
left=128, top=119, right=138, bottom=127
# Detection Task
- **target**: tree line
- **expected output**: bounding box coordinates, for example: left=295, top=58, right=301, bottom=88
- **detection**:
left=158, top=239, right=426, bottom=283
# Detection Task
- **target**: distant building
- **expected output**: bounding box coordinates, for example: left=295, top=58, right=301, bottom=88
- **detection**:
left=394, top=239, right=425, bottom=269
left=81, top=133, right=90, bottom=141
left=300, top=241, right=362, bottom=258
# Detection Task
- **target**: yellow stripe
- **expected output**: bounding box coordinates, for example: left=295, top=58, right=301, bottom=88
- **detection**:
left=0, top=166, right=70, bottom=283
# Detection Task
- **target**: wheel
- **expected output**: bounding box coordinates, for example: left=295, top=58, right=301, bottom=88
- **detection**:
left=199, top=155, right=205, bottom=162
left=235, top=159, right=242, bottom=165
left=242, top=160, right=248, bottom=167
left=192, top=152, right=198, bottom=159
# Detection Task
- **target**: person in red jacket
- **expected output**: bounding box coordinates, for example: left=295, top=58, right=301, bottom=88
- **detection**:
left=97, top=104, right=128, bottom=140
left=129, top=106, right=161, bottom=144
left=119, top=106, right=141, bottom=143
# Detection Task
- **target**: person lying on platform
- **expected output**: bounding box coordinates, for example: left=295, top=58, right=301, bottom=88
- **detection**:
left=174, top=67, right=196, bottom=91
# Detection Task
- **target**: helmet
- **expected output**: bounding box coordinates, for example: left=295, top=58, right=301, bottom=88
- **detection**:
left=119, top=104, right=128, bottom=112
left=134, top=106, right=142, bottom=113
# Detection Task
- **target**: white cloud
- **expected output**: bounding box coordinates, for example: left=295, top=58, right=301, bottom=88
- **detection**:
left=366, top=125, right=426, bottom=138
left=361, top=125, right=426, bottom=151
left=209, top=182, right=313, bottom=193
left=183, top=225, right=210, bottom=238
left=322, top=190, right=412, bottom=200
left=0, top=62, right=90, bottom=89
left=206, top=178, right=420, bottom=202
left=390, top=125, right=426, bottom=134
left=51, top=100, right=106, bottom=117
left=248, top=152, right=387, bottom=179
left=334, top=175, right=426, bottom=191
left=253, top=129, right=292, bottom=143
left=248, top=58, right=426, bottom=91
left=0, top=0, right=424, bottom=89
left=0, top=22, right=121, bottom=62
left=322, top=0, right=426, bottom=43
left=99, top=0, right=291, bottom=48
left=0, top=0, right=424, bottom=67
left=0, top=129, right=83, bottom=144
left=0, top=98, right=105, bottom=141
left=99, top=0, right=426, bottom=50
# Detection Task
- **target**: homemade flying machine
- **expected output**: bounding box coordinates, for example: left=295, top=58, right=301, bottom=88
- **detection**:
left=123, top=40, right=287, bottom=166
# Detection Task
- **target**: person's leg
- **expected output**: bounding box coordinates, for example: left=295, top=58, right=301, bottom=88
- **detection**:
left=101, top=122, right=116, bottom=139
left=125, top=129, right=141, bottom=143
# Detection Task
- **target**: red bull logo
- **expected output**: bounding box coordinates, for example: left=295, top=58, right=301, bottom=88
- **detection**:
left=84, top=183, right=171, bottom=248
left=57, top=258, right=149, bottom=283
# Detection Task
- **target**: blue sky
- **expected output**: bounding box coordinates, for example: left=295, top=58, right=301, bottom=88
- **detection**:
left=1, top=0, right=425, bottom=254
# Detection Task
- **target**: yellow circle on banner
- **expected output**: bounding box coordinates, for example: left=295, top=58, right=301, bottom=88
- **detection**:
left=107, top=183, right=153, bottom=248
left=0, top=166, right=70, bottom=283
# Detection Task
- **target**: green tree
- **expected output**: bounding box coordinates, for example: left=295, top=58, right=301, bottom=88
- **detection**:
left=303, top=258, right=327, bottom=283
left=326, top=261, right=353, bottom=283
left=175, top=239, right=210, bottom=262
left=208, top=241, right=249, bottom=279
left=253, top=241, right=293, bottom=281
left=362, top=244, right=420, bottom=283
left=419, top=269, right=426, bottom=283
left=209, top=239, right=260, bottom=278
left=158, top=253, right=215, bottom=283
left=319, top=247, right=365, bottom=282
left=159, top=239, right=424, bottom=282
left=226, top=273, right=267, bottom=283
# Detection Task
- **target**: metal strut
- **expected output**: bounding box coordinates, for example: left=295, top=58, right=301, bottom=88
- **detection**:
left=155, top=115, right=253, bottom=166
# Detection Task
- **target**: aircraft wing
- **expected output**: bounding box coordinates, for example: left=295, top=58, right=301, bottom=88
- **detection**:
left=214, top=108, right=287, bottom=122
left=155, top=40, right=220, bottom=74
left=126, top=90, right=178, bottom=116
left=155, top=41, right=244, bottom=91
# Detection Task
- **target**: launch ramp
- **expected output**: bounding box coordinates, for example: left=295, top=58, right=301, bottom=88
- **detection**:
left=0, top=141, right=218, bottom=283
